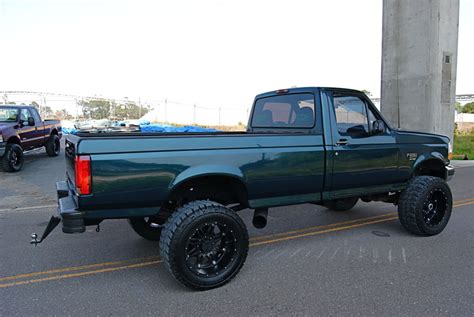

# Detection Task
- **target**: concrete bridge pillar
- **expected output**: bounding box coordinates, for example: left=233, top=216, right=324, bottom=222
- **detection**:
left=381, top=0, right=460, bottom=140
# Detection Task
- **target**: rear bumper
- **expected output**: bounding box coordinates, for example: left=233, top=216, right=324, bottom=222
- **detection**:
left=56, top=181, right=86, bottom=233
left=445, top=164, right=455, bottom=181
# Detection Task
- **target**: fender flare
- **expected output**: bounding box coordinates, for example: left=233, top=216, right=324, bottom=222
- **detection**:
left=170, top=165, right=245, bottom=191
left=411, top=151, right=447, bottom=179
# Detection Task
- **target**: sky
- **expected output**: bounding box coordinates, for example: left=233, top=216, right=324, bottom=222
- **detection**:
left=0, top=0, right=472, bottom=124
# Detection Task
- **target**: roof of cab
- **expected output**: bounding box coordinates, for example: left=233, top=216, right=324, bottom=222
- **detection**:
left=0, top=105, right=35, bottom=109
left=254, top=87, right=365, bottom=99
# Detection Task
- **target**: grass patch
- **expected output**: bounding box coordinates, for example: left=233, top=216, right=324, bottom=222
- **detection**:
left=453, top=133, right=474, bottom=159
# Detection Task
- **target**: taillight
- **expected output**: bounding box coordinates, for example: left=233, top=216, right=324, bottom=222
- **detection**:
left=75, top=155, right=91, bottom=195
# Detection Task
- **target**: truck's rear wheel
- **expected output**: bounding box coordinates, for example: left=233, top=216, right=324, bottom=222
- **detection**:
left=398, top=176, right=452, bottom=236
left=129, top=217, right=164, bottom=241
left=324, top=197, right=358, bottom=211
left=160, top=200, right=248, bottom=290
left=2, top=144, right=24, bottom=172
left=45, top=134, right=60, bottom=157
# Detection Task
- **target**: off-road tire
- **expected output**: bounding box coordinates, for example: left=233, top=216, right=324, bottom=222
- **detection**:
left=128, top=217, right=163, bottom=241
left=160, top=200, right=249, bottom=290
left=45, top=134, right=60, bottom=157
left=324, top=197, right=359, bottom=211
left=398, top=176, right=452, bottom=236
left=2, top=143, right=24, bottom=172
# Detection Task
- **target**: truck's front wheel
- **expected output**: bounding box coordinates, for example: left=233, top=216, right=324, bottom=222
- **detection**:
left=160, top=200, right=249, bottom=290
left=2, top=144, right=24, bottom=172
left=398, top=176, right=452, bottom=236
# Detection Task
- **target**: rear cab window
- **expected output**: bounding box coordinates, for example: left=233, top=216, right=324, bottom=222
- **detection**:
left=251, top=93, right=316, bottom=130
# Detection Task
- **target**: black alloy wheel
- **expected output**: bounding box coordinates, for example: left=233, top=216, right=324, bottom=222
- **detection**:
left=422, top=188, right=448, bottom=227
left=2, top=144, right=24, bottom=172
left=398, top=176, right=452, bottom=236
left=184, top=221, right=237, bottom=278
left=160, top=200, right=248, bottom=290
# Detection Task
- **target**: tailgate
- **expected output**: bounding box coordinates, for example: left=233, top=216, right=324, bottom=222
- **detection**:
left=64, top=135, right=79, bottom=187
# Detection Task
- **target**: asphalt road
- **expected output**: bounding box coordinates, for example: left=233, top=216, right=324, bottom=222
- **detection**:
left=1, top=146, right=473, bottom=316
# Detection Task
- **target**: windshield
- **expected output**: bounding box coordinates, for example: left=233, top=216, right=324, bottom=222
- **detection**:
left=0, top=108, right=19, bottom=122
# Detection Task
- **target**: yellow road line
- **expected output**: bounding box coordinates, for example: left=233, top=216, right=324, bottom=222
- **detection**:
left=453, top=197, right=474, bottom=204
left=0, top=198, right=473, bottom=289
left=0, top=213, right=396, bottom=283
left=453, top=201, right=474, bottom=208
left=0, top=260, right=162, bottom=289
left=0, top=256, right=159, bottom=282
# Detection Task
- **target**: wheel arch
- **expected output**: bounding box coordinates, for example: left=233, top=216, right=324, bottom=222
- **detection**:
left=413, top=156, right=446, bottom=180
left=6, top=136, right=21, bottom=145
left=165, top=166, right=249, bottom=208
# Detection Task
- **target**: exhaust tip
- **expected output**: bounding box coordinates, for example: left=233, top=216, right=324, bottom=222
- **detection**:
left=252, top=208, right=268, bottom=229
left=253, top=216, right=267, bottom=229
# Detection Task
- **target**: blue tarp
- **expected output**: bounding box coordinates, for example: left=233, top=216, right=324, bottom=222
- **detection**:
left=62, top=128, right=78, bottom=135
left=62, top=123, right=218, bottom=134
left=139, top=124, right=218, bottom=133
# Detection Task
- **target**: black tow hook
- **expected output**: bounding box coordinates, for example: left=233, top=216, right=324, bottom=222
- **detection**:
left=30, top=216, right=61, bottom=246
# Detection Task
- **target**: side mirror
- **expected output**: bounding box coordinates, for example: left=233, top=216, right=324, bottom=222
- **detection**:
left=27, top=117, right=35, bottom=126
left=372, top=120, right=385, bottom=134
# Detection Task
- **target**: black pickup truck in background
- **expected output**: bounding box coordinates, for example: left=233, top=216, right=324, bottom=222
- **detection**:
left=0, top=105, right=62, bottom=172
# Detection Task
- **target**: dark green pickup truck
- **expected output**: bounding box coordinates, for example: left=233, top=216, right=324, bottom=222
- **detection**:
left=34, top=87, right=455, bottom=290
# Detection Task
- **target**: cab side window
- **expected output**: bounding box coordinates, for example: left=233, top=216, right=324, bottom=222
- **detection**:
left=333, top=94, right=379, bottom=138
left=20, top=109, right=31, bottom=122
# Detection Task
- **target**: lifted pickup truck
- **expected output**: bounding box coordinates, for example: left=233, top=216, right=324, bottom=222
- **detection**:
left=34, top=87, right=455, bottom=290
left=0, top=105, right=62, bottom=172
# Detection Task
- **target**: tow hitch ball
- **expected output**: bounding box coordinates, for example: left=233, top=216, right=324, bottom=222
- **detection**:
left=30, top=216, right=61, bottom=246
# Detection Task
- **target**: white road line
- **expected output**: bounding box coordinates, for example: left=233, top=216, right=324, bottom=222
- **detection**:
left=317, top=248, right=327, bottom=259
left=389, top=249, right=392, bottom=264
left=330, top=248, right=340, bottom=259
left=402, top=247, right=407, bottom=264
left=290, top=248, right=302, bottom=258
left=346, top=246, right=351, bottom=256
left=274, top=250, right=287, bottom=259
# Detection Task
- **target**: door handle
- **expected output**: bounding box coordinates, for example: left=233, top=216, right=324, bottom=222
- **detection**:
left=335, top=139, right=349, bottom=146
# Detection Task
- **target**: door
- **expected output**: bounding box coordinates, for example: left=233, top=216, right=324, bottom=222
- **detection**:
left=17, top=108, right=43, bottom=149
left=328, top=92, right=400, bottom=196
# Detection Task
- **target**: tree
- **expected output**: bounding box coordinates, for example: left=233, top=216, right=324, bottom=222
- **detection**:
left=80, top=99, right=111, bottom=119
left=113, top=102, right=149, bottom=120
left=31, top=101, right=40, bottom=108
left=361, top=89, right=372, bottom=97
left=55, top=109, right=72, bottom=120
left=79, top=99, right=149, bottom=120
left=455, top=102, right=463, bottom=113
left=461, top=102, right=474, bottom=114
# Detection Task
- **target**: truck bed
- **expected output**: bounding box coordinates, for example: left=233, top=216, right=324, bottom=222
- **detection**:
left=65, top=131, right=326, bottom=211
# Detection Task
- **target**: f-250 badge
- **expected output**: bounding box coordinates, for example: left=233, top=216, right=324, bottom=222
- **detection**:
left=407, top=153, right=418, bottom=161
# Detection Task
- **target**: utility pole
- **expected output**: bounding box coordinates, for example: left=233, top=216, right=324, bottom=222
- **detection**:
left=138, top=98, right=141, bottom=118
left=193, top=103, right=196, bottom=124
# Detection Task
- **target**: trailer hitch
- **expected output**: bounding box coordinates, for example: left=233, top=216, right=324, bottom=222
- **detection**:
left=30, top=216, right=61, bottom=246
